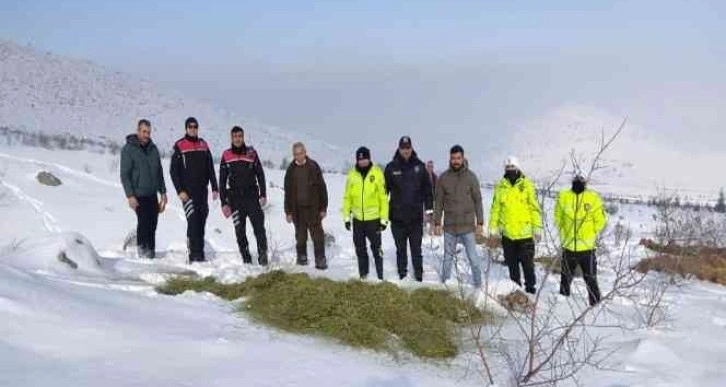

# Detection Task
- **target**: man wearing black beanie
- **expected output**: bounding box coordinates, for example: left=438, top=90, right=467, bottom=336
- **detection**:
left=342, top=146, right=389, bottom=280
left=170, top=117, right=219, bottom=263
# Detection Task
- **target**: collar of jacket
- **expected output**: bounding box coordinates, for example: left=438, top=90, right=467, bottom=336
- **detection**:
left=448, top=165, right=468, bottom=174
left=500, top=175, right=526, bottom=187
left=185, top=134, right=200, bottom=143
left=355, top=163, right=372, bottom=177
left=231, top=143, right=248, bottom=155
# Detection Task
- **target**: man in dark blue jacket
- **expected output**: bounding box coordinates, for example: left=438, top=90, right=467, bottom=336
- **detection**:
left=120, top=119, right=167, bottom=258
left=384, top=136, right=433, bottom=281
left=170, top=117, right=219, bottom=263
left=219, top=126, right=268, bottom=265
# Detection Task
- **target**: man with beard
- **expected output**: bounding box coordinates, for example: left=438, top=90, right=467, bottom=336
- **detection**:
left=433, top=145, right=484, bottom=287
left=384, top=136, right=433, bottom=281
left=219, top=126, right=268, bottom=265
left=489, top=156, right=543, bottom=294
left=170, top=117, right=218, bottom=263
left=120, top=119, right=167, bottom=259
left=555, top=174, right=607, bottom=306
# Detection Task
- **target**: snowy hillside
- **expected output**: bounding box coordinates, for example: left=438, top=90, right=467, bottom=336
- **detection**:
left=0, top=40, right=343, bottom=169
left=509, top=105, right=726, bottom=200
left=1, top=144, right=726, bottom=386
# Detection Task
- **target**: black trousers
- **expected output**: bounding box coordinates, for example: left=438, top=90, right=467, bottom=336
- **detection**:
left=184, top=197, right=209, bottom=262
left=502, top=236, right=536, bottom=293
left=231, top=194, right=268, bottom=264
left=293, top=206, right=326, bottom=267
left=560, top=249, right=602, bottom=306
left=391, top=220, right=423, bottom=281
left=353, top=219, right=383, bottom=279
left=135, top=195, right=159, bottom=258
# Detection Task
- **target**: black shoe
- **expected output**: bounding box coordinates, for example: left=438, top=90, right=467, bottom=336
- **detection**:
left=258, top=251, right=269, bottom=266
left=241, top=250, right=253, bottom=264
left=315, top=264, right=328, bottom=270
left=399, top=274, right=407, bottom=280
left=526, top=287, right=536, bottom=295
left=297, top=257, right=309, bottom=266
left=138, top=248, right=155, bottom=259
left=189, top=256, right=205, bottom=263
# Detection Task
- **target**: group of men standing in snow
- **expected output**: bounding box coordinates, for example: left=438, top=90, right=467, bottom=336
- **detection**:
left=120, top=118, right=607, bottom=306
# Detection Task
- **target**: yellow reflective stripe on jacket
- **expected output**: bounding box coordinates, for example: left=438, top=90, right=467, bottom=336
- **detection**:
left=342, top=166, right=389, bottom=223
left=554, top=189, right=607, bottom=252
left=488, top=176, right=543, bottom=240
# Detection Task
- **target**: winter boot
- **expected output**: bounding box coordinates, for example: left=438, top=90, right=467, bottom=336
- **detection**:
left=297, top=256, right=308, bottom=266
left=258, top=250, right=269, bottom=266
left=314, top=256, right=327, bottom=270
left=241, top=249, right=253, bottom=264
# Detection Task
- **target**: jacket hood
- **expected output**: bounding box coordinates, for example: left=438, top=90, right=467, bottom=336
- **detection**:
left=126, top=134, right=155, bottom=148
left=126, top=134, right=139, bottom=145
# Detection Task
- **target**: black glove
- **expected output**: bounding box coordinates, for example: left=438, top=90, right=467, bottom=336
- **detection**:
left=378, top=222, right=387, bottom=232
left=345, top=221, right=351, bottom=231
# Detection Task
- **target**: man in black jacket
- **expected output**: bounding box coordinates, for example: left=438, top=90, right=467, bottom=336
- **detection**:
left=170, top=117, right=219, bottom=263
left=384, top=136, right=433, bottom=281
left=219, top=126, right=268, bottom=265
left=120, top=119, right=167, bottom=258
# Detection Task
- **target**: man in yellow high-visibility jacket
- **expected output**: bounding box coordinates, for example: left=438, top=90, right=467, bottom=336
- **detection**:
left=489, top=156, right=542, bottom=294
left=555, top=174, right=607, bottom=306
left=342, top=146, right=389, bottom=280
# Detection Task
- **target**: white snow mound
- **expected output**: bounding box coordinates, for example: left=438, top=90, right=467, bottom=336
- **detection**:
left=0, top=232, right=113, bottom=277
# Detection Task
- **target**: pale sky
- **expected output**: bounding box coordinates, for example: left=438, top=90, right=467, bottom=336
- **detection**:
left=2, top=0, right=725, bottom=171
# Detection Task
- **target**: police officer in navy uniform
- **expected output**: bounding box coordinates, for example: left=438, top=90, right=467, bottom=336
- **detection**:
left=384, top=136, right=433, bottom=281
left=170, top=117, right=219, bottom=263
left=219, top=126, right=268, bottom=265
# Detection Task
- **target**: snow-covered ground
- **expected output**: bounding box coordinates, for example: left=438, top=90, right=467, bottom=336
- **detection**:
left=1, top=144, right=725, bottom=386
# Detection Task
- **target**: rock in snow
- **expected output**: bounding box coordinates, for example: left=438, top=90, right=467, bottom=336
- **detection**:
left=36, top=171, right=62, bottom=186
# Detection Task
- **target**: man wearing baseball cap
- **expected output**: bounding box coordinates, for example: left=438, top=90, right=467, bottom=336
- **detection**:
left=384, top=136, right=433, bottom=281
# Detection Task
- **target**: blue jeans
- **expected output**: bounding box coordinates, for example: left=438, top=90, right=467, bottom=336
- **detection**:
left=441, top=232, right=482, bottom=287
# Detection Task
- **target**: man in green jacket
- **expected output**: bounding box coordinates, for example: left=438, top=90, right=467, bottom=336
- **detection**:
left=342, top=147, right=389, bottom=280
left=555, top=174, right=607, bottom=306
left=489, top=156, right=543, bottom=294
left=120, top=119, right=167, bottom=258
left=433, top=145, right=484, bottom=287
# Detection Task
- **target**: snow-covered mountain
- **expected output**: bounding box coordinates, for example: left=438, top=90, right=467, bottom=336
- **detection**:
left=509, top=105, right=726, bottom=201
left=0, top=40, right=343, bottom=169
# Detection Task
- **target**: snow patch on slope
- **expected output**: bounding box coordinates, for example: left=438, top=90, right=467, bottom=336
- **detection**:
left=511, top=104, right=726, bottom=199
left=0, top=40, right=344, bottom=169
